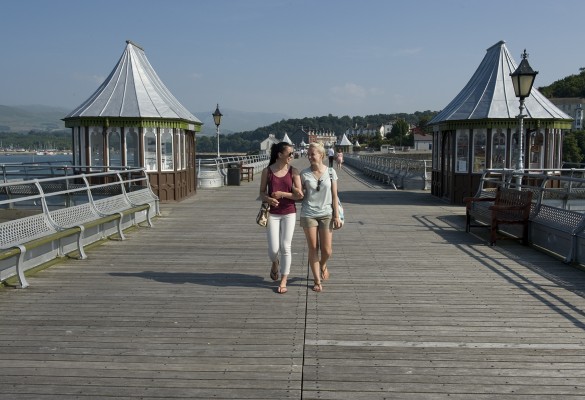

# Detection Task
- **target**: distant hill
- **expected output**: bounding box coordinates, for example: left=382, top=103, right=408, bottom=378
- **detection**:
left=194, top=108, right=289, bottom=136
left=0, top=105, right=69, bottom=132
left=0, top=104, right=288, bottom=134
left=538, top=68, right=585, bottom=98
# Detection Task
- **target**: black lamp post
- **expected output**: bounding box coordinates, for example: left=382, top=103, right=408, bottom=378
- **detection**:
left=510, top=49, right=538, bottom=187
left=212, top=104, right=223, bottom=158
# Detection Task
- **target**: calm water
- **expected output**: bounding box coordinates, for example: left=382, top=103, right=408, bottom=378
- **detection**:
left=0, top=154, right=73, bottom=165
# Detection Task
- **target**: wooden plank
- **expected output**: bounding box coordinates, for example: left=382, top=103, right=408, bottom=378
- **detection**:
left=1, top=160, right=585, bottom=399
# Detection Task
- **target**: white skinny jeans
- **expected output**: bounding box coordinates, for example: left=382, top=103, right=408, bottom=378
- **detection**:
left=266, top=213, right=296, bottom=276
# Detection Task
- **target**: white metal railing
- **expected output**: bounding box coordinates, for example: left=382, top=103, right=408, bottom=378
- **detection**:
left=197, top=154, right=269, bottom=187
left=0, top=161, right=150, bottom=183
left=344, top=153, right=431, bottom=190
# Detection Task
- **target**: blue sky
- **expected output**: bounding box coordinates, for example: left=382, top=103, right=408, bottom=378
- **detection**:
left=1, top=0, right=584, bottom=120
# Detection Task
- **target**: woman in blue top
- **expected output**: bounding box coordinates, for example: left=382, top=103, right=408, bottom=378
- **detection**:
left=300, top=142, right=342, bottom=292
left=259, top=142, right=303, bottom=294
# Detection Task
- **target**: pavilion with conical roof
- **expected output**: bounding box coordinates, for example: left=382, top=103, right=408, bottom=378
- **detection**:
left=428, top=40, right=572, bottom=204
left=63, top=40, right=202, bottom=202
left=337, top=133, right=353, bottom=153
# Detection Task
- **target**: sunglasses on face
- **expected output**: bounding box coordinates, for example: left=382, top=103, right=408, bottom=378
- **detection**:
left=316, top=179, right=322, bottom=191
left=282, top=152, right=293, bottom=158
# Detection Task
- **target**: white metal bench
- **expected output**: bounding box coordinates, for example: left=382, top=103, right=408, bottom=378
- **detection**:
left=0, top=169, right=158, bottom=288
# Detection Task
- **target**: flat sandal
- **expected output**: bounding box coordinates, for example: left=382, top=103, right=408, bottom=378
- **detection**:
left=312, top=281, right=323, bottom=292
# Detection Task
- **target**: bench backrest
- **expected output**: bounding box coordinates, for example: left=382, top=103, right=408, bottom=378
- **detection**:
left=495, top=187, right=533, bottom=220
left=496, top=187, right=533, bottom=207
left=0, top=213, right=57, bottom=249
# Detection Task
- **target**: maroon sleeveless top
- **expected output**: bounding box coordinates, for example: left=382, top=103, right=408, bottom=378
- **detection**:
left=268, top=167, right=296, bottom=215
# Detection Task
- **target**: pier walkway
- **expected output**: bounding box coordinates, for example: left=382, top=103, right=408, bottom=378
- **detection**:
left=1, top=159, right=585, bottom=399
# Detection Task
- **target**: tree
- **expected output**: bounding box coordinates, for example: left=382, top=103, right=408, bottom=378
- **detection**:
left=562, top=132, right=583, bottom=163
left=389, top=119, right=410, bottom=147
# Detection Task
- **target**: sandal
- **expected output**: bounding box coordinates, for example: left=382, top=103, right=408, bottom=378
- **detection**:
left=312, top=280, right=323, bottom=292
left=320, top=264, right=329, bottom=281
left=277, top=286, right=288, bottom=294
left=270, top=260, right=279, bottom=281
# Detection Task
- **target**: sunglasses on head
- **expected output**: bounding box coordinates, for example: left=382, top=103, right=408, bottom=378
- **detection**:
left=316, top=179, right=322, bottom=191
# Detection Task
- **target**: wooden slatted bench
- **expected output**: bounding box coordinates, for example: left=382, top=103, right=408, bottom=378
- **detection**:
left=240, top=164, right=254, bottom=182
left=464, top=186, right=533, bottom=245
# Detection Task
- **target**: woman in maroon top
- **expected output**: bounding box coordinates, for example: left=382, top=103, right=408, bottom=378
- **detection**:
left=259, top=142, right=303, bottom=294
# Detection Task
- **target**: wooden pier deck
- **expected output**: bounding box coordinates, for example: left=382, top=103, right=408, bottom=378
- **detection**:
left=1, top=160, right=585, bottom=399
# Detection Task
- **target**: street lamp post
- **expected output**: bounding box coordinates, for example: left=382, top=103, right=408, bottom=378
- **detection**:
left=510, top=49, right=538, bottom=188
left=212, top=104, right=223, bottom=158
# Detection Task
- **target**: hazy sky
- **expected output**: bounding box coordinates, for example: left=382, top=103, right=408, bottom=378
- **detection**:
left=2, top=0, right=584, bottom=119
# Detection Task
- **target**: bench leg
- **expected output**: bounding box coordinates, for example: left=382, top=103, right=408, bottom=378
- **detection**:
left=145, top=206, right=153, bottom=228
left=522, top=222, right=529, bottom=246
left=490, top=220, right=497, bottom=246
left=15, top=245, right=29, bottom=289
left=116, top=212, right=126, bottom=241
left=76, top=225, right=88, bottom=260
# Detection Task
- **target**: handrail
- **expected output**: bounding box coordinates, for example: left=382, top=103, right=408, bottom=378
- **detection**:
left=0, top=168, right=153, bottom=212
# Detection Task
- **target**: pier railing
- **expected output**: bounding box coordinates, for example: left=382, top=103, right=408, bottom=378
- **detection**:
left=343, top=153, right=431, bottom=190
left=197, top=154, right=269, bottom=188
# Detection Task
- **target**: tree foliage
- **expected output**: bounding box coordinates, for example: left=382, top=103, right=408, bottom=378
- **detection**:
left=538, top=68, right=585, bottom=98
left=197, top=111, right=438, bottom=153
left=563, top=130, right=585, bottom=164
left=0, top=131, right=70, bottom=150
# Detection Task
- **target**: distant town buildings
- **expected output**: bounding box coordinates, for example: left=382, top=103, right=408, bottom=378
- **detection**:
left=306, top=129, right=337, bottom=147
left=260, top=134, right=280, bottom=155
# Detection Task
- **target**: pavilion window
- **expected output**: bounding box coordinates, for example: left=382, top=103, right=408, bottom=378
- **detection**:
left=179, top=130, right=186, bottom=170
left=161, top=128, right=174, bottom=171
left=529, top=131, right=544, bottom=169
left=456, top=129, right=469, bottom=173
left=125, top=127, right=140, bottom=168
left=78, top=127, right=86, bottom=166
left=89, top=126, right=104, bottom=171
left=472, top=129, right=486, bottom=172
left=491, top=129, right=506, bottom=169
left=510, top=129, right=519, bottom=169
left=107, top=127, right=122, bottom=168
left=144, top=128, right=158, bottom=171
left=432, top=131, right=439, bottom=170
left=73, top=127, right=81, bottom=166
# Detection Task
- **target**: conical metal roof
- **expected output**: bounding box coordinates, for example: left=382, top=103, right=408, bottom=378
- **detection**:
left=430, top=41, right=571, bottom=124
left=338, top=133, right=352, bottom=146
left=64, top=41, right=201, bottom=124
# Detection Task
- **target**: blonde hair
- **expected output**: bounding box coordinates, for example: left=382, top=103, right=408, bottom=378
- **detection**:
left=308, top=142, right=326, bottom=159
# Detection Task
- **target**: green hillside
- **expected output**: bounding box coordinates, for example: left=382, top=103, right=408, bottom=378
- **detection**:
left=0, top=105, right=69, bottom=132
left=538, top=68, right=585, bottom=98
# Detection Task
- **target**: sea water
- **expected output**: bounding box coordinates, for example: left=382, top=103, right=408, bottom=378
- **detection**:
left=0, top=154, right=74, bottom=181
left=0, top=154, right=73, bottom=165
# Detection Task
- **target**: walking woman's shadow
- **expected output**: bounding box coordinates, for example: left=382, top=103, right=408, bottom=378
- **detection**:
left=109, top=271, right=305, bottom=290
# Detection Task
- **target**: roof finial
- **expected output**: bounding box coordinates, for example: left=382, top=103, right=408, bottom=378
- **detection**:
left=126, top=40, right=144, bottom=51
left=521, top=49, right=529, bottom=60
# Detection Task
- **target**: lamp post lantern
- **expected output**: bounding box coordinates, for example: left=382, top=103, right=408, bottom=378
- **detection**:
left=212, top=104, right=223, bottom=158
left=510, top=49, right=538, bottom=188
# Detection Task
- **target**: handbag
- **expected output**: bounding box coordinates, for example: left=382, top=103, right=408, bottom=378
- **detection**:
left=256, top=202, right=269, bottom=227
left=257, top=168, right=272, bottom=227
left=330, top=168, right=344, bottom=230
